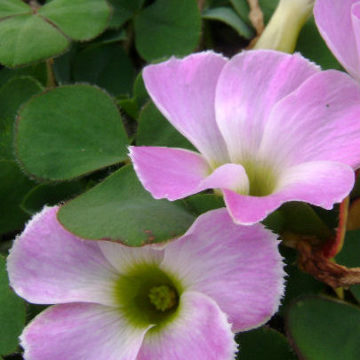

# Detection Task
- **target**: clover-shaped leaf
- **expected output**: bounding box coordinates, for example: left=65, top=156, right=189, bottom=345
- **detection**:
left=286, top=296, right=360, bottom=360
left=0, top=0, right=111, bottom=67
left=15, top=84, right=129, bottom=181
left=58, top=165, right=195, bottom=246
left=38, top=0, right=111, bottom=41
left=134, top=0, right=201, bottom=61
left=107, top=0, right=145, bottom=28
left=0, top=0, right=31, bottom=18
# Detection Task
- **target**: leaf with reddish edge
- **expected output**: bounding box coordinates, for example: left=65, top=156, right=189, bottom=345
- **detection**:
left=57, top=165, right=195, bottom=246
left=321, top=196, right=349, bottom=259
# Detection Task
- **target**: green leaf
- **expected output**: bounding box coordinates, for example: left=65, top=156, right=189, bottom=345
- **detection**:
left=261, top=202, right=332, bottom=240
left=58, top=165, right=195, bottom=246
left=258, top=0, right=279, bottom=22
left=117, top=72, right=148, bottom=120
left=230, top=0, right=251, bottom=24
left=0, top=160, right=34, bottom=234
left=296, top=16, right=342, bottom=70
left=21, top=181, right=83, bottom=215
left=280, top=247, right=325, bottom=314
left=15, top=85, right=129, bottom=181
left=286, top=296, right=360, bottom=360
left=38, top=0, right=111, bottom=41
left=0, top=0, right=31, bottom=18
left=203, top=7, right=254, bottom=39
left=118, top=97, right=139, bottom=120
left=134, top=0, right=201, bottom=61
left=0, top=117, right=13, bottom=161
left=108, top=0, right=145, bottom=28
left=336, top=230, right=360, bottom=302
left=73, top=44, right=135, bottom=96
left=236, top=327, right=296, bottom=360
left=93, top=28, right=127, bottom=46
left=137, top=101, right=195, bottom=150
left=279, top=202, right=332, bottom=240
left=0, top=63, right=47, bottom=87
left=0, top=76, right=43, bottom=120
left=0, top=256, right=26, bottom=356
left=133, top=71, right=148, bottom=107
left=183, top=194, right=224, bottom=216
left=0, top=14, right=69, bottom=67
left=52, top=45, right=77, bottom=85
left=262, top=210, right=284, bottom=234
left=0, top=76, right=43, bottom=162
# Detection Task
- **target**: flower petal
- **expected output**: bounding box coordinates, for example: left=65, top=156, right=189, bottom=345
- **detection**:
left=200, top=163, right=249, bottom=194
left=160, top=209, right=284, bottom=331
left=143, top=51, right=229, bottom=166
left=314, top=0, right=360, bottom=79
left=130, top=146, right=250, bottom=200
left=259, top=70, right=360, bottom=168
left=137, top=291, right=237, bottom=360
left=21, top=303, right=150, bottom=360
left=215, top=50, right=319, bottom=162
left=224, top=161, right=354, bottom=225
left=7, top=206, right=118, bottom=306
left=129, top=146, right=210, bottom=200
left=98, top=240, right=164, bottom=274
left=351, top=2, right=360, bottom=79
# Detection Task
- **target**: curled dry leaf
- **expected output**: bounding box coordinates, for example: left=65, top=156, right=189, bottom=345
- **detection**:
left=297, top=240, right=360, bottom=289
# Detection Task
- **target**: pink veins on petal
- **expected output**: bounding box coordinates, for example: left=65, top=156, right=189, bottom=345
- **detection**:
left=7, top=206, right=285, bottom=360
left=130, top=50, right=360, bottom=224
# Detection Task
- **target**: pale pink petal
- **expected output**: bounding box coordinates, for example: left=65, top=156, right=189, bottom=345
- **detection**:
left=200, top=163, right=249, bottom=194
left=259, top=70, right=360, bottom=168
left=314, top=0, right=360, bottom=79
left=7, top=207, right=118, bottom=306
left=160, top=209, right=284, bottom=332
left=215, top=50, right=319, bottom=162
left=137, top=291, right=237, bottom=360
left=21, top=303, right=150, bottom=360
left=351, top=2, right=360, bottom=80
left=143, top=52, right=229, bottom=166
left=130, top=146, right=251, bottom=200
left=129, top=146, right=210, bottom=200
left=224, top=161, right=354, bottom=225
left=98, top=240, right=164, bottom=274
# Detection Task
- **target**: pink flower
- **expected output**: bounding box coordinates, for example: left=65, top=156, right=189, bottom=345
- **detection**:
left=7, top=206, right=284, bottom=360
left=314, top=0, right=360, bottom=81
left=130, top=50, right=360, bottom=224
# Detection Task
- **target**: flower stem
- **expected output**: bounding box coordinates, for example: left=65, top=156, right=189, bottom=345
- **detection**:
left=247, top=0, right=264, bottom=37
left=46, top=58, right=56, bottom=89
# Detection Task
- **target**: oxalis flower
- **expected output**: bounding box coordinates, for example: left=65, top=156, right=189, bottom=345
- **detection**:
left=314, top=0, right=360, bottom=81
left=130, top=50, right=360, bottom=225
left=7, top=206, right=284, bottom=360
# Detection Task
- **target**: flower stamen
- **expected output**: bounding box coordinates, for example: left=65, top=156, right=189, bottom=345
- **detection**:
left=148, top=285, right=178, bottom=312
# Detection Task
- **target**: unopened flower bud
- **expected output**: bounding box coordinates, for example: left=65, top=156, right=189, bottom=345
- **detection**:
left=254, top=0, right=315, bottom=53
